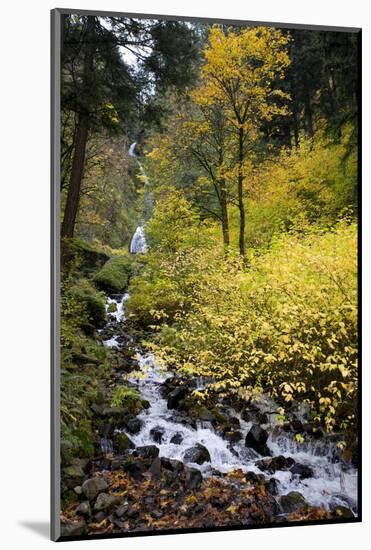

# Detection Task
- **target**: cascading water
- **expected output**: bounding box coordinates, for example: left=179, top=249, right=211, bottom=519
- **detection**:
left=130, top=226, right=148, bottom=254
left=102, top=199, right=357, bottom=516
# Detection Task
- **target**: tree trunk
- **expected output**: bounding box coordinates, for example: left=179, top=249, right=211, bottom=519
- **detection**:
left=219, top=178, right=230, bottom=248
left=61, top=16, right=95, bottom=239
left=61, top=112, right=89, bottom=238
left=304, top=93, right=314, bottom=138
left=237, top=127, right=246, bottom=258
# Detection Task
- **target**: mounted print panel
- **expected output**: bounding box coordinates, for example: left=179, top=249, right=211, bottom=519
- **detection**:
left=51, top=8, right=361, bottom=541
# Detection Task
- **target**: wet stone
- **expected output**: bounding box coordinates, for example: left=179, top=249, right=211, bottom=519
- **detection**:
left=280, top=491, right=307, bottom=513
left=170, top=432, right=183, bottom=445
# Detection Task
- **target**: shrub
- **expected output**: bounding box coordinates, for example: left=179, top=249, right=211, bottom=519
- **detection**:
left=70, top=278, right=106, bottom=328
left=137, top=219, right=357, bottom=432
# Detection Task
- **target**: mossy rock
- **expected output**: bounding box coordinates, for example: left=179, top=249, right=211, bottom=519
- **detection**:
left=107, top=302, right=117, bottom=313
left=62, top=237, right=110, bottom=275
left=280, top=491, right=307, bottom=513
left=114, top=433, right=135, bottom=453
left=94, top=255, right=133, bottom=292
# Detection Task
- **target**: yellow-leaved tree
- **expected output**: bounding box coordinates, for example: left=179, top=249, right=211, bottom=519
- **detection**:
left=194, top=26, right=291, bottom=257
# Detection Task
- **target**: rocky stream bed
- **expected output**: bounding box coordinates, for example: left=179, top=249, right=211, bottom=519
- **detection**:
left=60, top=280, right=358, bottom=537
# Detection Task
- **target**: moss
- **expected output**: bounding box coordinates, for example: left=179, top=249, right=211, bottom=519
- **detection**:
left=94, top=254, right=133, bottom=292
left=70, top=278, right=106, bottom=328
left=62, top=237, right=110, bottom=275
left=114, top=433, right=135, bottom=453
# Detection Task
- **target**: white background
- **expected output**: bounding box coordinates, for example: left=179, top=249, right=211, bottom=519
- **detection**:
left=0, top=0, right=369, bottom=548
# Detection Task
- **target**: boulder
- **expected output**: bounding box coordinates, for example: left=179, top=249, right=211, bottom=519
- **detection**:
left=150, top=426, right=165, bottom=444
left=245, top=471, right=266, bottom=485
left=290, top=463, right=314, bottom=479
left=122, top=459, right=144, bottom=480
left=332, top=505, right=354, bottom=518
left=245, top=424, right=271, bottom=456
left=223, top=430, right=242, bottom=443
left=160, top=457, right=184, bottom=472
left=267, top=478, right=279, bottom=496
left=94, top=492, right=121, bottom=512
left=82, top=477, right=108, bottom=501
left=170, top=433, right=183, bottom=445
left=280, top=491, right=307, bottom=513
left=167, top=387, right=188, bottom=409
left=62, top=458, right=89, bottom=488
left=256, top=455, right=295, bottom=473
left=76, top=501, right=91, bottom=518
left=149, top=457, right=162, bottom=478
left=125, top=418, right=143, bottom=434
left=185, top=467, right=203, bottom=490
left=183, top=444, right=211, bottom=465
left=135, top=445, right=159, bottom=459
left=113, top=433, right=135, bottom=453
left=61, top=520, right=87, bottom=537
left=115, top=504, right=129, bottom=518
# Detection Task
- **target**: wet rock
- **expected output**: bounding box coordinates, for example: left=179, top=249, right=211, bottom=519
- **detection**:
left=94, top=492, right=121, bottom=512
left=290, top=463, right=314, bottom=479
left=167, top=387, right=188, bottom=409
left=302, top=423, right=324, bottom=439
left=223, top=429, right=242, bottom=443
left=170, top=432, right=183, bottom=444
left=332, top=505, right=354, bottom=518
left=82, top=477, right=108, bottom=501
left=185, top=467, right=203, bottom=490
left=183, top=443, right=211, bottom=465
left=280, top=491, right=307, bottom=513
left=150, top=426, right=165, bottom=444
left=257, top=412, right=269, bottom=424
left=160, top=457, right=184, bottom=472
left=256, top=455, right=295, bottom=473
left=114, top=432, right=135, bottom=453
left=245, top=424, right=271, bottom=456
left=291, top=418, right=304, bottom=432
left=245, top=471, right=266, bottom=485
left=135, top=445, right=159, bottom=459
left=125, top=418, right=143, bottom=434
left=61, top=519, right=87, bottom=537
left=76, top=501, right=91, bottom=518
left=267, top=478, right=279, bottom=496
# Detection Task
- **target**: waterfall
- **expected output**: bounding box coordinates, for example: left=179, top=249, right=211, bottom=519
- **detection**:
left=130, top=226, right=148, bottom=254
left=128, top=141, right=137, bottom=157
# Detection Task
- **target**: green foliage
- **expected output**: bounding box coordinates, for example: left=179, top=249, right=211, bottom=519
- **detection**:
left=60, top=271, right=109, bottom=463
left=130, top=209, right=357, bottom=431
left=110, top=386, right=142, bottom=409
left=94, top=253, right=133, bottom=292
left=70, top=278, right=106, bottom=328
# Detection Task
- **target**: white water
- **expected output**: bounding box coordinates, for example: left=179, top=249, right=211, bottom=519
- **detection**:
left=130, top=226, right=148, bottom=254
left=103, top=225, right=358, bottom=515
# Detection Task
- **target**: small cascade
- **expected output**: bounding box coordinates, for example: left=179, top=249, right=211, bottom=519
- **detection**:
left=100, top=437, right=114, bottom=456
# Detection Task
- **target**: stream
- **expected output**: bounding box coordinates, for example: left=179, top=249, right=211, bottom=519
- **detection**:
left=100, top=227, right=358, bottom=516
